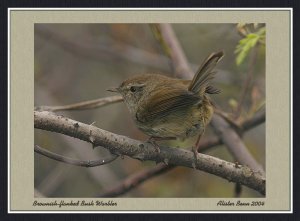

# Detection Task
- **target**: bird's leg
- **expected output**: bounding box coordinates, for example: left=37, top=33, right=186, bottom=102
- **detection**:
left=147, top=136, right=176, bottom=153
left=192, top=130, right=204, bottom=167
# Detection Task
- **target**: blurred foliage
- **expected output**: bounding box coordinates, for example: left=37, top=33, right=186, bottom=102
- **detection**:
left=34, top=23, right=265, bottom=198
left=235, top=23, right=266, bottom=66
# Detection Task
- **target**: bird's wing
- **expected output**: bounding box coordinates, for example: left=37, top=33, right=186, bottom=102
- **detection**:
left=136, top=87, right=200, bottom=123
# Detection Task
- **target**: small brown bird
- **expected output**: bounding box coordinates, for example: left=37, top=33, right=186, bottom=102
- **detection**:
left=108, top=51, right=224, bottom=158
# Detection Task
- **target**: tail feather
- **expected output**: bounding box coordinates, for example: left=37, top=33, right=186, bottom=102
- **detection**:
left=205, top=85, right=221, bottom=94
left=188, top=51, right=224, bottom=95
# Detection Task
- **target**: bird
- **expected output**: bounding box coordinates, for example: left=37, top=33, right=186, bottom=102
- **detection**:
left=108, top=51, right=224, bottom=159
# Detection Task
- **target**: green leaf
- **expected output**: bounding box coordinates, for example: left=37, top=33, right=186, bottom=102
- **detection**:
left=235, top=33, right=260, bottom=66
left=235, top=26, right=266, bottom=66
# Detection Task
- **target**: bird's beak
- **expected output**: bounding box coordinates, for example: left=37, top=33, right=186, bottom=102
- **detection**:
left=107, top=87, right=120, bottom=93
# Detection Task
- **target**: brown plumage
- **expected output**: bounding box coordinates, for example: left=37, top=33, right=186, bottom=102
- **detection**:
left=108, top=51, right=224, bottom=154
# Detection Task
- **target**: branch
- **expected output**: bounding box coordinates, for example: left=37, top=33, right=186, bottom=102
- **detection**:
left=240, top=110, right=265, bottom=131
left=200, top=110, right=265, bottom=152
left=34, top=95, right=123, bottom=112
left=34, top=145, right=119, bottom=167
left=211, top=115, right=264, bottom=173
left=35, top=93, right=264, bottom=153
left=34, top=101, right=265, bottom=197
left=34, top=111, right=265, bottom=195
left=99, top=110, right=265, bottom=197
left=150, top=24, right=194, bottom=79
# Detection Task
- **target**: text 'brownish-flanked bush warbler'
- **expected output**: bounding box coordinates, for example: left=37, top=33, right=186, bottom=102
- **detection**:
left=108, top=51, right=224, bottom=161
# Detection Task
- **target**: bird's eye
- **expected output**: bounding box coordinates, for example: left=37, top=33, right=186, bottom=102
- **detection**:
left=129, top=84, right=145, bottom=93
left=130, top=86, right=137, bottom=92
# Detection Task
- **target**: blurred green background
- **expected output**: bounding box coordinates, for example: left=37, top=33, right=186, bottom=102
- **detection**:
left=34, top=23, right=265, bottom=198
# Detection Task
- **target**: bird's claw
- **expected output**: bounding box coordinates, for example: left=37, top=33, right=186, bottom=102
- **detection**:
left=147, top=138, right=161, bottom=153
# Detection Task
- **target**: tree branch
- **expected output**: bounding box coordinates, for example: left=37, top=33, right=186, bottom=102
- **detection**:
left=34, top=110, right=265, bottom=195
left=99, top=163, right=174, bottom=197
left=34, top=145, right=119, bottom=167
left=211, top=115, right=264, bottom=173
left=98, top=110, right=265, bottom=197
left=34, top=93, right=264, bottom=153
left=34, top=95, right=123, bottom=112
left=150, top=24, right=194, bottom=79
left=240, top=110, right=265, bottom=131
left=34, top=98, right=265, bottom=197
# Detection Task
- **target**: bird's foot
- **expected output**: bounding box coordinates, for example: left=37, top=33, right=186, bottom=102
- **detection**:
left=146, top=137, right=161, bottom=153
left=146, top=136, right=176, bottom=153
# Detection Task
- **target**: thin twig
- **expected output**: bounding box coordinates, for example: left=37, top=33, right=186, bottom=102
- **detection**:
left=200, top=110, right=265, bottom=151
left=34, top=145, right=119, bottom=167
left=240, top=110, right=265, bottom=131
left=234, top=47, right=258, bottom=119
left=34, top=96, right=123, bottom=112
left=34, top=111, right=265, bottom=195
left=99, top=163, right=174, bottom=197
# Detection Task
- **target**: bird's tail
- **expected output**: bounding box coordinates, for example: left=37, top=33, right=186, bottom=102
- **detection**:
left=188, top=51, right=224, bottom=95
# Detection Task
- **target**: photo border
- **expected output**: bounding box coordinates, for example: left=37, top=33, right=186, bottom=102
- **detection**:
left=7, top=8, right=293, bottom=213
